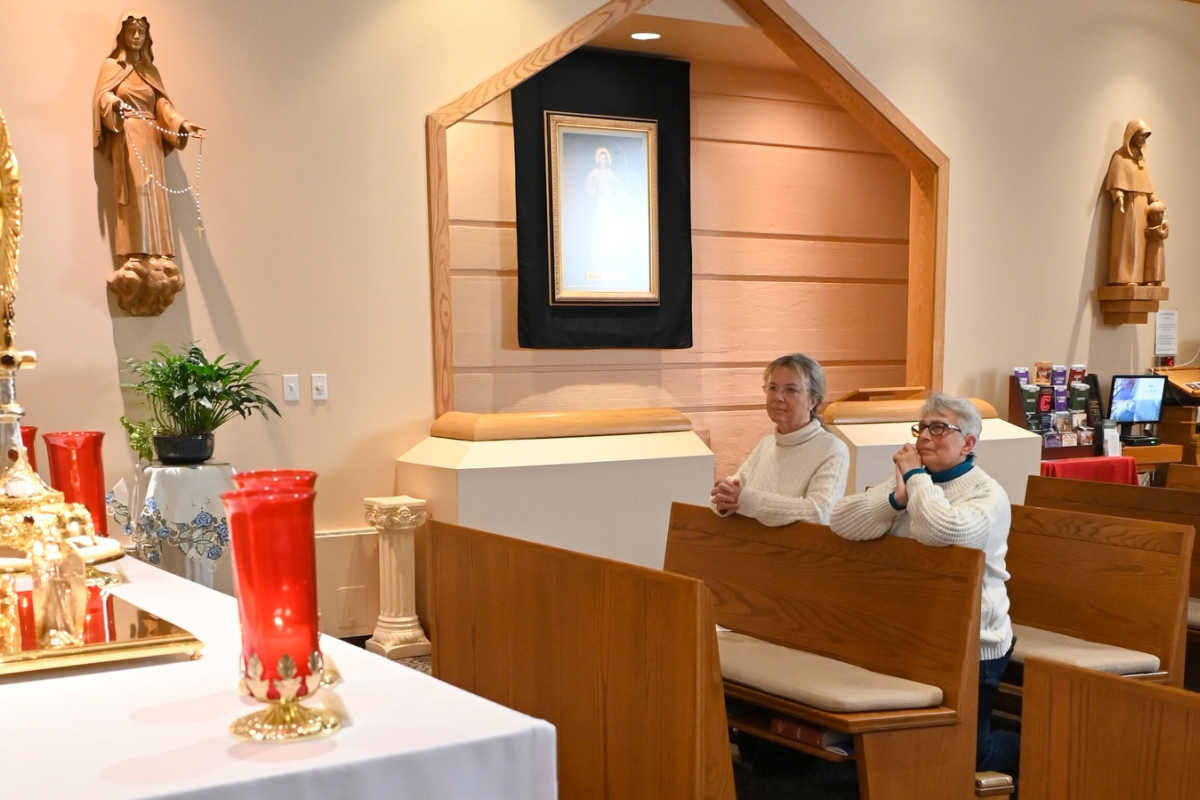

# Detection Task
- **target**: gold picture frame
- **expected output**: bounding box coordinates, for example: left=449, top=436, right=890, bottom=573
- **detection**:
left=546, top=113, right=659, bottom=305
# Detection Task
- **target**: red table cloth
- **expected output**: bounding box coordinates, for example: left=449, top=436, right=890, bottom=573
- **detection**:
left=1039, top=455, right=1138, bottom=485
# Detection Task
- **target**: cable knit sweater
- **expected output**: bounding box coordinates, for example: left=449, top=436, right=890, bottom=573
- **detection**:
left=712, top=419, right=849, bottom=526
left=829, top=458, right=1013, bottom=660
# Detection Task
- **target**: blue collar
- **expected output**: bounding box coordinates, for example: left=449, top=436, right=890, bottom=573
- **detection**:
left=929, top=454, right=975, bottom=483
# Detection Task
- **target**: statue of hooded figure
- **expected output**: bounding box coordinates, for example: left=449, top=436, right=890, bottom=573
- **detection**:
left=1104, top=119, right=1159, bottom=286
left=93, top=12, right=204, bottom=316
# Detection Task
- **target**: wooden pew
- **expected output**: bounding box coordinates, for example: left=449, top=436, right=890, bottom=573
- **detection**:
left=1020, top=657, right=1200, bottom=799
left=1025, top=474, right=1200, bottom=677
left=1166, top=462, right=1200, bottom=491
left=1003, top=504, right=1192, bottom=691
left=427, top=520, right=735, bottom=800
left=664, top=502, right=983, bottom=800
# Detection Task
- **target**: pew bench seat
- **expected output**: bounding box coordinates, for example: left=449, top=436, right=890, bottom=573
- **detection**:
left=719, top=631, right=943, bottom=713
left=1189, top=597, right=1200, bottom=630
left=1010, top=623, right=1160, bottom=675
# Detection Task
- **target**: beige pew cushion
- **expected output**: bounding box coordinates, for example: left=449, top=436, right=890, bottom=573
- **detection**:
left=717, top=631, right=943, bottom=713
left=1189, top=598, right=1200, bottom=631
left=1011, top=624, right=1159, bottom=674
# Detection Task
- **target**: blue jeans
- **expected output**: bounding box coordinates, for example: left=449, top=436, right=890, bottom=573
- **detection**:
left=977, top=639, right=1020, bottom=779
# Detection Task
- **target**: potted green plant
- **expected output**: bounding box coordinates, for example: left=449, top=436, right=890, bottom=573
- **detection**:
left=123, top=343, right=281, bottom=464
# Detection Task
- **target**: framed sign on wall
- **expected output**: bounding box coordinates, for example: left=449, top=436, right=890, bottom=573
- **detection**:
left=546, top=113, right=659, bottom=305
left=512, top=48, right=691, bottom=349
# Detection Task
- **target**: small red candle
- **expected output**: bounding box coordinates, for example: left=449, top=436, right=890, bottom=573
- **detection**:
left=19, top=426, right=37, bottom=473
left=222, top=487, right=320, bottom=699
left=42, top=431, right=107, bottom=535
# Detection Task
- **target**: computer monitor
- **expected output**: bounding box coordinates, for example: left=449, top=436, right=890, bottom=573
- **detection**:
left=1108, top=375, right=1167, bottom=431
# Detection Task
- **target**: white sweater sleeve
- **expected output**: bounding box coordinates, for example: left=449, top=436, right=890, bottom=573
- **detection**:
left=737, top=449, right=849, bottom=526
left=904, top=473, right=995, bottom=548
left=829, top=478, right=903, bottom=541
left=710, top=443, right=757, bottom=518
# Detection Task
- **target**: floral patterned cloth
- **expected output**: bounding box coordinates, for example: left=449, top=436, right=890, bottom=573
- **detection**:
left=107, top=463, right=236, bottom=572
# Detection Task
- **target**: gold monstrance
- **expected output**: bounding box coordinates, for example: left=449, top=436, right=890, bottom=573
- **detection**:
left=0, top=107, right=122, bottom=657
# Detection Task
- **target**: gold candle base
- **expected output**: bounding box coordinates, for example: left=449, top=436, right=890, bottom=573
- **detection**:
left=229, top=698, right=340, bottom=743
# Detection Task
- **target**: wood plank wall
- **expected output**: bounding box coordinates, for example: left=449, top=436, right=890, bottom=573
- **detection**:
left=446, top=61, right=910, bottom=479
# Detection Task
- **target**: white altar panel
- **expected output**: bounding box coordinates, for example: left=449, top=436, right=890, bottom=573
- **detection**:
left=395, top=431, right=713, bottom=569
left=3, top=559, right=556, bottom=800
left=829, top=418, right=1042, bottom=504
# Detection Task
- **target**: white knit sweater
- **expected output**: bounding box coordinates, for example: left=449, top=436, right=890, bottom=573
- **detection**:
left=713, top=419, right=849, bottom=526
left=829, top=460, right=1013, bottom=660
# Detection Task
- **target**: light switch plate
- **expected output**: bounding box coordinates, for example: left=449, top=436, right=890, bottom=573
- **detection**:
left=312, top=373, right=328, bottom=401
left=282, top=374, right=300, bottom=402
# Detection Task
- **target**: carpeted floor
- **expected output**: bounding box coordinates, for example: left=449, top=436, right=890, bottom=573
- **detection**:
left=731, top=737, right=860, bottom=800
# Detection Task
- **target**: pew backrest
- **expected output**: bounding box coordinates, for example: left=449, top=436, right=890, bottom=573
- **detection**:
left=1025, top=474, right=1200, bottom=597
left=428, top=520, right=734, bottom=800
left=1166, top=463, right=1200, bottom=492
left=1007, top=504, right=1192, bottom=682
left=1021, top=657, right=1200, bottom=799
left=663, top=502, right=983, bottom=716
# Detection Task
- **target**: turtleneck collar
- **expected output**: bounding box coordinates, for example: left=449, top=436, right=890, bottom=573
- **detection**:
left=930, top=453, right=976, bottom=483
left=774, top=418, right=823, bottom=447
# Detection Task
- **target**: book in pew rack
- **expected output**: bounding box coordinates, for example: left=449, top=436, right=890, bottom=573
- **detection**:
left=769, top=718, right=854, bottom=757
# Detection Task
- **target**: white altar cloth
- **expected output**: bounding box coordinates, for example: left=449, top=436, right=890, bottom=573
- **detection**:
left=0, top=559, right=557, bottom=800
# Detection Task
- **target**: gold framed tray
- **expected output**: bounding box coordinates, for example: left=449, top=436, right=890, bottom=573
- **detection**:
left=0, top=590, right=203, bottom=677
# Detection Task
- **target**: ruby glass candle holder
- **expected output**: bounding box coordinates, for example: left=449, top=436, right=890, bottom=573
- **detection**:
left=220, top=486, right=338, bottom=742
left=42, top=431, right=106, bottom=535
left=19, top=425, right=36, bottom=473
left=233, top=469, right=317, bottom=491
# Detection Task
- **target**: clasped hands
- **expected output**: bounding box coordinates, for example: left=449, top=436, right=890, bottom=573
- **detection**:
left=711, top=476, right=742, bottom=512
left=891, top=444, right=924, bottom=507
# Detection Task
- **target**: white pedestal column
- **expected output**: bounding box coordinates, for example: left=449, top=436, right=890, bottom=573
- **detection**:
left=363, top=495, right=431, bottom=659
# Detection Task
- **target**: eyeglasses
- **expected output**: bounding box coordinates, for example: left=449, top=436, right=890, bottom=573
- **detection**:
left=911, top=421, right=963, bottom=437
left=764, top=384, right=809, bottom=399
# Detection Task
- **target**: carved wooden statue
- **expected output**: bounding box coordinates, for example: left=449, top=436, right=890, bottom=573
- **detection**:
left=1096, top=119, right=1170, bottom=325
left=93, top=13, right=204, bottom=316
left=1105, top=119, right=1159, bottom=286
left=1144, top=201, right=1168, bottom=286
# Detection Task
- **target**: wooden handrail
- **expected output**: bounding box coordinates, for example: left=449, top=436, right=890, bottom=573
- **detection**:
left=821, top=398, right=998, bottom=426
left=431, top=407, right=693, bottom=441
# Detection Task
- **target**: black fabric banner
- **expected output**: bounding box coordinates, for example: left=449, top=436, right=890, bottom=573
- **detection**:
left=512, top=48, right=692, bottom=349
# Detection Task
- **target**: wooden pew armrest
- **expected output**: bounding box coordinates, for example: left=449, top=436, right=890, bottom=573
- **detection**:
left=725, top=681, right=959, bottom=734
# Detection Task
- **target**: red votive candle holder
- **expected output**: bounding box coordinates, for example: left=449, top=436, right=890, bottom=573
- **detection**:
left=43, top=431, right=106, bottom=535
left=233, top=469, right=317, bottom=491
left=221, top=487, right=321, bottom=700
left=19, top=425, right=37, bottom=473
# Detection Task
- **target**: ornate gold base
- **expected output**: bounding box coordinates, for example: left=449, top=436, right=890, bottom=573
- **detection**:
left=229, top=698, right=340, bottom=743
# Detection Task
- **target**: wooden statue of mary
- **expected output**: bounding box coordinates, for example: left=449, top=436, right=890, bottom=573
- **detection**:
left=93, top=12, right=204, bottom=316
left=1104, top=119, right=1159, bottom=286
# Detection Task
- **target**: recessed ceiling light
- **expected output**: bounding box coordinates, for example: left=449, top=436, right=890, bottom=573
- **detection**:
left=630, top=32, right=660, bottom=41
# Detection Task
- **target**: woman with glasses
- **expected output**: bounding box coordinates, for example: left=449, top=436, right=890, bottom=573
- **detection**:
left=829, top=393, right=1018, bottom=781
left=710, top=353, right=848, bottom=526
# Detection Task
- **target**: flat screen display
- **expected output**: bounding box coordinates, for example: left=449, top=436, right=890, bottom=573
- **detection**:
left=1108, top=375, right=1167, bottom=423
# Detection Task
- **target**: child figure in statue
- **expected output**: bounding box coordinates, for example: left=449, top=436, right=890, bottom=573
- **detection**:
left=1144, top=201, right=1168, bottom=287
left=93, top=13, right=205, bottom=316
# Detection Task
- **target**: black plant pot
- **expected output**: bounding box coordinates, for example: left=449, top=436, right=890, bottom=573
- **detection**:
left=154, top=433, right=215, bottom=465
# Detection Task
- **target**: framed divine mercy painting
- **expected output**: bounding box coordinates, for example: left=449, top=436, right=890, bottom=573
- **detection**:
left=545, top=113, right=659, bottom=305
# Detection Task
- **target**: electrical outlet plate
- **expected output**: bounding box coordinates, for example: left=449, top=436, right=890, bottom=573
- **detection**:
left=283, top=374, right=300, bottom=402
left=312, top=374, right=328, bottom=401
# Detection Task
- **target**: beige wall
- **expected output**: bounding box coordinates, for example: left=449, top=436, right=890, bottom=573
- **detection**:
left=3, top=0, right=1199, bottom=534
left=0, top=0, right=606, bottom=530
left=787, top=0, right=1200, bottom=404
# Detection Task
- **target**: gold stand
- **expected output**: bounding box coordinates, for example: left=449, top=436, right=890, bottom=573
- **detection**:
left=229, top=698, right=340, bottom=743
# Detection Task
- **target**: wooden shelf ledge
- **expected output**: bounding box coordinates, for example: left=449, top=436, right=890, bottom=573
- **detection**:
left=431, top=407, right=694, bottom=441
left=821, top=398, right=997, bottom=426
